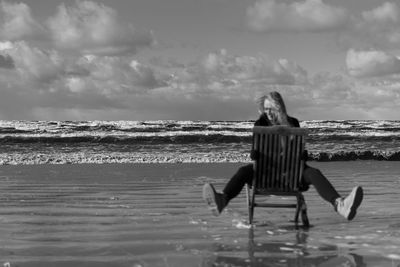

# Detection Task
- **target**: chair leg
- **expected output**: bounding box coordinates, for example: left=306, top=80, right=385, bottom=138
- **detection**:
left=249, top=204, right=254, bottom=224
left=294, top=202, right=301, bottom=225
left=294, top=194, right=302, bottom=224
left=298, top=194, right=309, bottom=227
left=246, top=184, right=251, bottom=207
left=246, top=185, right=255, bottom=224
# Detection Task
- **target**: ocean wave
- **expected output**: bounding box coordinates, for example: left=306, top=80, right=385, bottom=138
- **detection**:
left=303, top=120, right=400, bottom=129
left=1, top=133, right=399, bottom=147
left=308, top=150, right=400, bottom=161
left=1, top=120, right=399, bottom=138
left=0, top=133, right=252, bottom=144
left=1, top=120, right=400, bottom=164
left=0, top=120, right=253, bottom=133
left=0, top=150, right=399, bottom=165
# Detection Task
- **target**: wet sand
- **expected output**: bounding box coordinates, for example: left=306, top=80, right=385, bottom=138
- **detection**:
left=0, top=162, right=399, bottom=266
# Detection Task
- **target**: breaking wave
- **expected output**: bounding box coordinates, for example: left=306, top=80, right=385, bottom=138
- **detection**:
left=0, top=119, right=399, bottom=164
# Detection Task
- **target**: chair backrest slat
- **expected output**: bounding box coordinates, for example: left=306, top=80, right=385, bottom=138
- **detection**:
left=289, top=136, right=296, bottom=189
left=266, top=134, right=273, bottom=188
left=271, top=134, right=278, bottom=189
left=253, top=132, right=261, bottom=188
left=293, top=136, right=302, bottom=189
left=280, top=135, right=288, bottom=190
left=252, top=126, right=307, bottom=192
left=271, top=134, right=277, bottom=188
left=260, top=133, right=266, bottom=188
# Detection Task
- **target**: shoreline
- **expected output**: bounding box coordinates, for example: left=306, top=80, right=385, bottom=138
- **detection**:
left=1, top=154, right=400, bottom=165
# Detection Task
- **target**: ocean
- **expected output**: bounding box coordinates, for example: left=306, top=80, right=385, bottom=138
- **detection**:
left=0, top=120, right=399, bottom=165
left=1, top=122, right=400, bottom=265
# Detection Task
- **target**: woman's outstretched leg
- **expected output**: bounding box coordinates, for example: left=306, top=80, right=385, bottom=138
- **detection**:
left=203, top=164, right=253, bottom=216
left=303, top=166, right=363, bottom=221
left=223, top=164, right=253, bottom=200
left=303, top=167, right=340, bottom=205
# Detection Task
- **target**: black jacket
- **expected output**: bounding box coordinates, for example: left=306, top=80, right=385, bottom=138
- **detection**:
left=250, top=114, right=301, bottom=160
left=254, top=113, right=300, bottom=128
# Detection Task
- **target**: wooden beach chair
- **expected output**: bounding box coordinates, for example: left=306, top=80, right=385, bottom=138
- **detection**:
left=246, top=126, right=309, bottom=227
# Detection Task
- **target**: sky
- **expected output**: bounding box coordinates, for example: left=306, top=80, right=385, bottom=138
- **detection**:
left=0, top=0, right=400, bottom=121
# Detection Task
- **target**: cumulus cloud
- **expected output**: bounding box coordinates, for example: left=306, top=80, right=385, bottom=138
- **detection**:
left=310, top=72, right=355, bottom=102
left=140, top=50, right=400, bottom=120
left=0, top=54, right=14, bottom=69
left=362, top=2, right=399, bottom=24
left=0, top=1, right=43, bottom=41
left=177, top=49, right=308, bottom=88
left=346, top=49, right=400, bottom=77
left=1, top=40, right=399, bottom=120
left=68, top=55, right=166, bottom=95
left=1, top=1, right=399, bottom=120
left=123, top=49, right=311, bottom=120
left=245, top=1, right=400, bottom=52
left=0, top=1, right=154, bottom=56
left=246, top=0, right=349, bottom=32
left=0, top=39, right=167, bottom=119
left=342, top=2, right=400, bottom=48
left=0, top=1, right=168, bottom=119
left=46, top=1, right=154, bottom=55
left=282, top=70, right=400, bottom=120
left=0, top=41, right=65, bottom=84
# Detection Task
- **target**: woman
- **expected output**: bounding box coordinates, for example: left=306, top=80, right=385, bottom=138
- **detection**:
left=203, top=91, right=363, bottom=221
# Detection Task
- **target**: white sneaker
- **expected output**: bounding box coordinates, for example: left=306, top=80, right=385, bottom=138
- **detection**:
left=335, top=186, right=363, bottom=221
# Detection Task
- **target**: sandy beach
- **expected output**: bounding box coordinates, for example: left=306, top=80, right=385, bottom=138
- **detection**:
left=0, top=162, right=399, bottom=267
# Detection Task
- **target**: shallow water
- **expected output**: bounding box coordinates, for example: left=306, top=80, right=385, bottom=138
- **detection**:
left=0, top=162, right=399, bottom=266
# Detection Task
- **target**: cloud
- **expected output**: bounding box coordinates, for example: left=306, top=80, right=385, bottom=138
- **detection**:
left=46, top=1, right=154, bottom=55
left=177, top=49, right=308, bottom=88
left=246, top=0, right=349, bottom=33
left=0, top=41, right=65, bottom=84
left=125, top=49, right=311, bottom=120
left=282, top=70, right=400, bottom=120
left=1, top=42, right=400, bottom=120
left=0, top=1, right=164, bottom=120
left=362, top=2, right=399, bottom=23
left=0, top=1, right=155, bottom=56
left=0, top=54, right=14, bottom=68
left=346, top=49, right=400, bottom=77
left=310, top=72, right=355, bottom=103
left=0, top=1, right=43, bottom=41
left=0, top=40, right=168, bottom=120
left=358, top=2, right=400, bottom=45
left=245, top=1, right=400, bottom=51
left=0, top=0, right=399, bottom=120
left=340, top=2, right=400, bottom=49
left=68, top=55, right=167, bottom=95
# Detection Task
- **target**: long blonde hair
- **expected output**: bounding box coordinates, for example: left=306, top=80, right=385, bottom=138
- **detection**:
left=258, top=91, right=290, bottom=125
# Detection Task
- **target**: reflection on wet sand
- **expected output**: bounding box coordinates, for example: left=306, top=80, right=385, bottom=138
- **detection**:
left=1, top=163, right=400, bottom=266
left=206, top=227, right=367, bottom=267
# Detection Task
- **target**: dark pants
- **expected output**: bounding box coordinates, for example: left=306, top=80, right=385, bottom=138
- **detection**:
left=223, top=163, right=340, bottom=206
